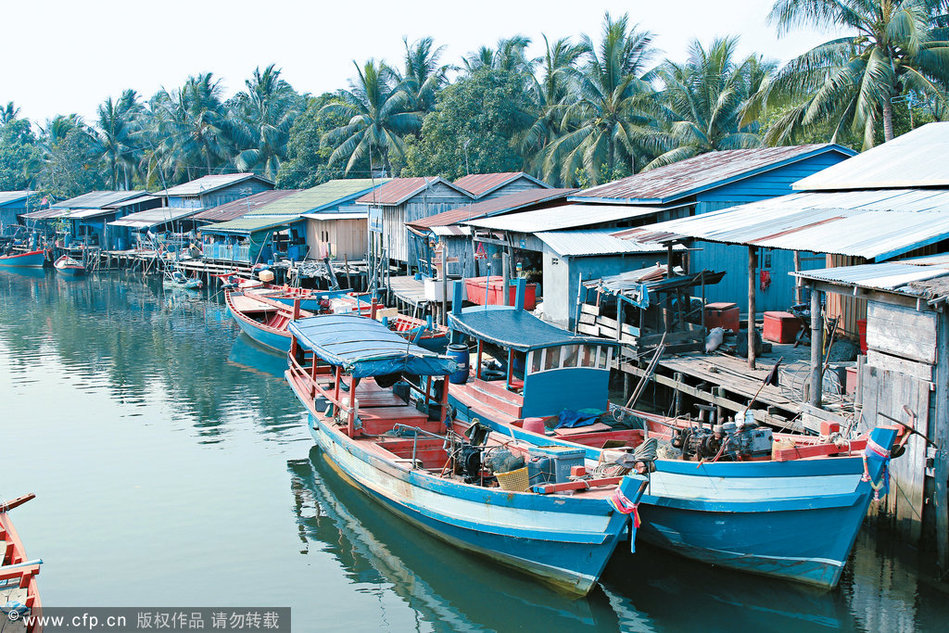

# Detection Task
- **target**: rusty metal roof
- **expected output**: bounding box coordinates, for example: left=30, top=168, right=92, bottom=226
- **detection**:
left=406, top=188, right=576, bottom=230
left=192, top=190, right=299, bottom=222
left=619, top=188, right=949, bottom=262
left=795, top=122, right=949, bottom=191
left=794, top=262, right=949, bottom=293
left=453, top=172, right=549, bottom=197
left=108, top=207, right=201, bottom=228
left=160, top=173, right=274, bottom=197
left=573, top=144, right=853, bottom=204
left=354, top=177, right=472, bottom=206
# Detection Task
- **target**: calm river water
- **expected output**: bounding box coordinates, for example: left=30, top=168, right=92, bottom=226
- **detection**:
left=2, top=269, right=948, bottom=633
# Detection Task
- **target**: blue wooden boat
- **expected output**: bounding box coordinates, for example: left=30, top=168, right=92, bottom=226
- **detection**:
left=225, top=290, right=310, bottom=353
left=447, top=301, right=900, bottom=589
left=163, top=270, right=203, bottom=291
left=285, top=314, right=647, bottom=595
left=0, top=249, right=45, bottom=269
left=227, top=290, right=450, bottom=354
left=53, top=255, right=86, bottom=277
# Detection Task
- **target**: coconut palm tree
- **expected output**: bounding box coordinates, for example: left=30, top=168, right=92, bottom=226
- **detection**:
left=522, top=36, right=586, bottom=171
left=232, top=64, right=303, bottom=180
left=94, top=89, right=145, bottom=189
left=0, top=102, right=20, bottom=125
left=393, top=37, right=449, bottom=113
left=542, top=13, right=662, bottom=185
left=321, top=60, right=422, bottom=176
left=646, top=37, right=770, bottom=169
left=462, top=36, right=534, bottom=76
left=754, top=0, right=949, bottom=147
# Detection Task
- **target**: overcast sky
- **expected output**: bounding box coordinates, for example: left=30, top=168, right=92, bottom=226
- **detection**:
left=2, top=0, right=836, bottom=125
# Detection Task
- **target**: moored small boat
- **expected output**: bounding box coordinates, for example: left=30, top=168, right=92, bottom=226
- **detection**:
left=53, top=255, right=86, bottom=277
left=447, top=300, right=900, bottom=589
left=163, top=270, right=203, bottom=291
left=285, top=314, right=647, bottom=595
left=1, top=493, right=42, bottom=632
left=0, top=250, right=45, bottom=269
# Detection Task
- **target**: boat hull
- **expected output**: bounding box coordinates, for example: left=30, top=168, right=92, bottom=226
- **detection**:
left=231, top=311, right=290, bottom=352
left=53, top=257, right=85, bottom=277
left=292, top=397, right=639, bottom=595
left=0, top=249, right=45, bottom=268
left=636, top=457, right=879, bottom=588
left=452, top=396, right=896, bottom=588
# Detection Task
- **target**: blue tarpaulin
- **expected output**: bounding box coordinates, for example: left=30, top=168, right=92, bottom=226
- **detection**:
left=288, top=314, right=457, bottom=378
left=555, top=409, right=603, bottom=429
left=449, top=306, right=611, bottom=352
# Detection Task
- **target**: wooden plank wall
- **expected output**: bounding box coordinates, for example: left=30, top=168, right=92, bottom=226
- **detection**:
left=861, top=364, right=931, bottom=540
left=861, top=300, right=937, bottom=541
left=824, top=254, right=868, bottom=339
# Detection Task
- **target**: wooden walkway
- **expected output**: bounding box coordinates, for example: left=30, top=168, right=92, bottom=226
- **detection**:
left=617, top=347, right=814, bottom=432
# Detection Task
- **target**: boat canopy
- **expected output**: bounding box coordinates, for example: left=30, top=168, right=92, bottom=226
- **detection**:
left=289, top=314, right=456, bottom=378
left=449, top=306, right=612, bottom=352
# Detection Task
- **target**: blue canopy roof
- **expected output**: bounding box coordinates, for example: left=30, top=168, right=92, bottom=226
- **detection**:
left=449, top=306, right=612, bottom=352
left=288, top=314, right=456, bottom=378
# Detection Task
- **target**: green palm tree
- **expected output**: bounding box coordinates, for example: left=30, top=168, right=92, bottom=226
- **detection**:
left=647, top=37, right=769, bottom=170
left=321, top=60, right=422, bottom=176
left=233, top=64, right=303, bottom=180
left=522, top=36, right=586, bottom=171
left=462, top=36, right=534, bottom=76
left=393, top=37, right=449, bottom=113
left=755, top=0, right=949, bottom=147
left=0, top=102, right=20, bottom=125
left=94, top=89, right=145, bottom=189
left=543, top=13, right=662, bottom=185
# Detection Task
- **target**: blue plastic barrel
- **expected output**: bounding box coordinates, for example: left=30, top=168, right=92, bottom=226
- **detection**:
left=447, top=343, right=469, bottom=384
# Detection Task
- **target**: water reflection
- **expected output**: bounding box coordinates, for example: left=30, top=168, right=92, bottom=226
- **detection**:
left=0, top=269, right=301, bottom=444
left=288, top=448, right=625, bottom=632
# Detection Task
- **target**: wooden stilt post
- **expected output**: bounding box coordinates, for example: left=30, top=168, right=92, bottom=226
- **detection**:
left=501, top=250, right=510, bottom=306
left=935, top=310, right=949, bottom=577
left=441, top=243, right=448, bottom=327
left=793, top=250, right=802, bottom=305
left=809, top=283, right=824, bottom=408
left=748, top=246, right=758, bottom=370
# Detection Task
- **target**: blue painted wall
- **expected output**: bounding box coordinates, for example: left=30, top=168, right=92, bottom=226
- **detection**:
left=522, top=367, right=611, bottom=417
left=687, top=151, right=850, bottom=313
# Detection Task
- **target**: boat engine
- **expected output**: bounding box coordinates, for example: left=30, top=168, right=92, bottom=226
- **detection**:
left=676, top=421, right=773, bottom=461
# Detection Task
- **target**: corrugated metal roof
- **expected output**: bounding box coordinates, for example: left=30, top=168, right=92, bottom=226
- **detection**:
left=620, top=189, right=949, bottom=262
left=300, top=211, right=366, bottom=221
left=108, top=207, right=201, bottom=228
left=453, top=172, right=549, bottom=197
left=0, top=191, right=31, bottom=206
left=407, top=188, right=576, bottom=230
left=248, top=179, right=383, bottom=216
left=536, top=228, right=670, bottom=257
left=795, top=122, right=949, bottom=191
left=201, top=215, right=303, bottom=234
left=432, top=225, right=471, bottom=237
left=793, top=262, right=949, bottom=293
left=464, top=203, right=669, bottom=233
left=191, top=190, right=298, bottom=222
left=161, top=173, right=273, bottom=197
left=101, top=194, right=162, bottom=210
left=51, top=190, right=148, bottom=209
left=22, top=208, right=69, bottom=220
left=573, top=144, right=853, bottom=204
left=355, top=177, right=472, bottom=206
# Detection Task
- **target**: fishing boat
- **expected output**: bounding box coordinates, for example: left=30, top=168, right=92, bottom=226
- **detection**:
left=285, top=314, right=647, bottom=595
left=0, top=249, right=45, bottom=269
left=225, top=290, right=312, bottom=353
left=163, top=270, right=203, bottom=291
left=446, top=295, right=899, bottom=589
left=1, top=494, right=42, bottom=632
left=53, top=255, right=86, bottom=277
left=227, top=290, right=450, bottom=354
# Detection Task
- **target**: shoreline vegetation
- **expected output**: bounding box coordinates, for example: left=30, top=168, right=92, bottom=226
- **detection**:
left=2, top=2, right=948, bottom=204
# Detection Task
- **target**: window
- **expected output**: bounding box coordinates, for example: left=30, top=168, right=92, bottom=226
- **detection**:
left=529, top=350, right=542, bottom=375
left=580, top=346, right=596, bottom=367
left=759, top=248, right=773, bottom=270
left=596, top=347, right=610, bottom=369
left=560, top=345, right=579, bottom=368
left=544, top=347, right=561, bottom=371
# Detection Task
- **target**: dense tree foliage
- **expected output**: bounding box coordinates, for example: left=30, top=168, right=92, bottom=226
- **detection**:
left=3, top=5, right=949, bottom=204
